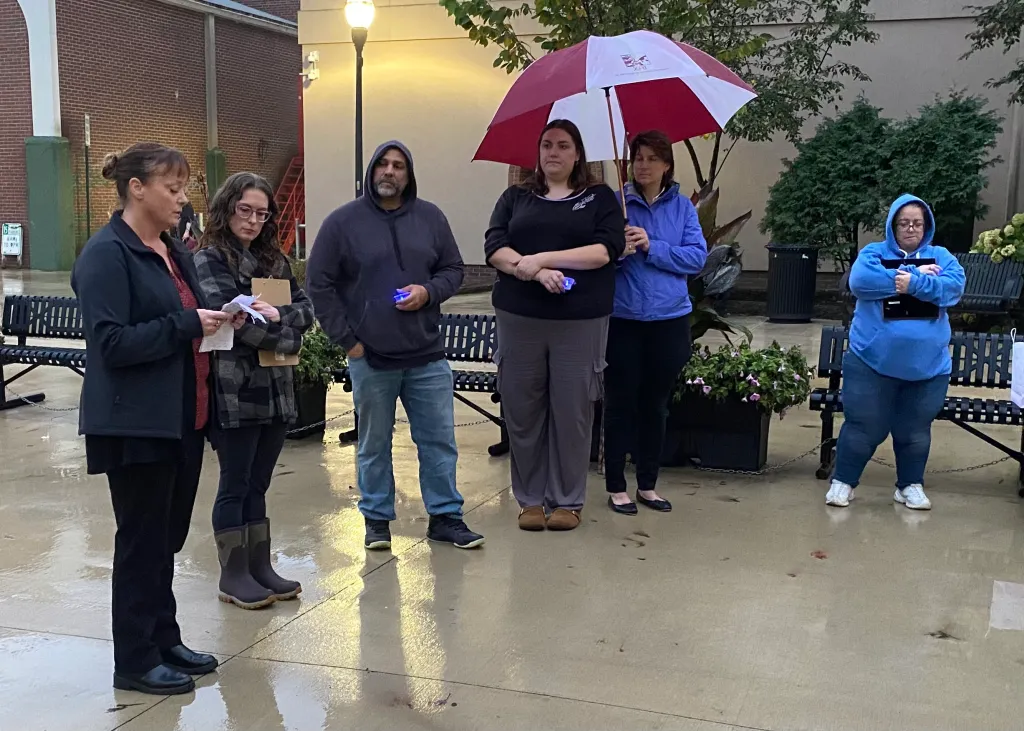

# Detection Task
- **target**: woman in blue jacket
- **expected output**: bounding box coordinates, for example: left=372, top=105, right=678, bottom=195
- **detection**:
left=605, top=130, right=708, bottom=515
left=825, top=194, right=965, bottom=511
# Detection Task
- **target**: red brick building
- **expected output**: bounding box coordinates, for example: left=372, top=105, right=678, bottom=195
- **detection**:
left=1, top=0, right=301, bottom=268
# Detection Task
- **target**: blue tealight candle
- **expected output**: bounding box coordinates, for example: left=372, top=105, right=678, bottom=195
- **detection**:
left=393, top=289, right=411, bottom=303
left=563, top=277, right=576, bottom=291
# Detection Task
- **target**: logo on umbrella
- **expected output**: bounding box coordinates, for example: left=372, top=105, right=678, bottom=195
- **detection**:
left=620, top=54, right=651, bottom=71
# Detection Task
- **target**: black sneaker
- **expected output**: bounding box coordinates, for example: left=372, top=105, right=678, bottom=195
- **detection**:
left=364, top=518, right=392, bottom=550
left=427, top=515, right=485, bottom=549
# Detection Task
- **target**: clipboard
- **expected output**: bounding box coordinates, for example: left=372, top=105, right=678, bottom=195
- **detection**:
left=880, top=258, right=939, bottom=320
left=251, top=277, right=300, bottom=367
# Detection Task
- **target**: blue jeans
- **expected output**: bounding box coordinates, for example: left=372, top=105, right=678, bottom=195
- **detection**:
left=348, top=357, right=463, bottom=521
left=834, top=352, right=948, bottom=489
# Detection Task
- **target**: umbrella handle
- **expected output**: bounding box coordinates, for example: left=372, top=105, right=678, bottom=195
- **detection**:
left=603, top=87, right=628, bottom=221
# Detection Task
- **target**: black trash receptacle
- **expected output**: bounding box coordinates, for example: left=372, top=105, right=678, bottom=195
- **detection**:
left=766, top=244, right=818, bottom=323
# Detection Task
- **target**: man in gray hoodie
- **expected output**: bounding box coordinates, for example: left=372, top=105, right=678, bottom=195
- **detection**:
left=307, top=141, right=484, bottom=551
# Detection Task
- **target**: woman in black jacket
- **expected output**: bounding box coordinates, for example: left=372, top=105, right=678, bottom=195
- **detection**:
left=194, top=172, right=314, bottom=610
left=71, top=143, right=236, bottom=696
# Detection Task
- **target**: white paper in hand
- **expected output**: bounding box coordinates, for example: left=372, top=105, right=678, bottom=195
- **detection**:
left=223, top=293, right=266, bottom=323
left=200, top=323, right=234, bottom=352
left=199, top=294, right=267, bottom=352
left=1011, top=329, right=1024, bottom=409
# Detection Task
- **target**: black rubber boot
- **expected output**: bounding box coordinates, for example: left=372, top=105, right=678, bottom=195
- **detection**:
left=214, top=527, right=275, bottom=610
left=248, top=519, right=302, bottom=601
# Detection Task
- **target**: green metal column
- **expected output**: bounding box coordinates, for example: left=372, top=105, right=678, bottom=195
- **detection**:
left=206, top=148, right=227, bottom=199
left=25, top=136, right=75, bottom=271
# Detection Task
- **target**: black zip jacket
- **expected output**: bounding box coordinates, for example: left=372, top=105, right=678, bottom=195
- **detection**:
left=71, top=212, right=207, bottom=439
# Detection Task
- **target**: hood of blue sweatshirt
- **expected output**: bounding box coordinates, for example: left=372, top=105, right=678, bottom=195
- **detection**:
left=846, top=194, right=966, bottom=381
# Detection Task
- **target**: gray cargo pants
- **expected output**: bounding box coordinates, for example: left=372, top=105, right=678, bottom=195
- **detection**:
left=494, top=309, right=609, bottom=512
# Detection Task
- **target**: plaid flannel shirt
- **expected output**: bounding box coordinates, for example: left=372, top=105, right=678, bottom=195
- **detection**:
left=194, top=244, right=315, bottom=429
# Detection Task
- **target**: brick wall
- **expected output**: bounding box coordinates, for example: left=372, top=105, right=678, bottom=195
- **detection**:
left=0, top=0, right=32, bottom=266
left=56, top=0, right=208, bottom=246
left=216, top=20, right=299, bottom=193
left=235, top=0, right=299, bottom=22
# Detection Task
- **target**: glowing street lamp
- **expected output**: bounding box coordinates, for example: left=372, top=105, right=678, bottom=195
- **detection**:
left=346, top=0, right=375, bottom=197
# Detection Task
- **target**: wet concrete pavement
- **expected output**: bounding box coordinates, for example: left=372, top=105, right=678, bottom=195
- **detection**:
left=4, top=269, right=1024, bottom=730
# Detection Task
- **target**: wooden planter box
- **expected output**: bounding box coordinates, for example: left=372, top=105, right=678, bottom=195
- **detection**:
left=287, top=381, right=328, bottom=440
left=662, top=391, right=770, bottom=472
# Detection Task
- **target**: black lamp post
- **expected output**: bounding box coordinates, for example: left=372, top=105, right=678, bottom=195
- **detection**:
left=345, top=0, right=375, bottom=198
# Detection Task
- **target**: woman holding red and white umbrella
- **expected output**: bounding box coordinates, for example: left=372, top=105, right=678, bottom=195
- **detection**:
left=478, top=30, right=756, bottom=530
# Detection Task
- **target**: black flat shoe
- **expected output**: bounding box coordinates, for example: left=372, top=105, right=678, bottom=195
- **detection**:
left=608, top=496, right=638, bottom=515
left=161, top=644, right=219, bottom=675
left=113, top=664, right=195, bottom=695
left=636, top=492, right=672, bottom=512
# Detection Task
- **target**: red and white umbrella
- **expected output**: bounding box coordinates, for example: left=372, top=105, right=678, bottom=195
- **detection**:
left=474, top=30, right=757, bottom=169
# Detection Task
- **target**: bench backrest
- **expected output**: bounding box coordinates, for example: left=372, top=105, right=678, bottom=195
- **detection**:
left=954, top=252, right=1024, bottom=303
left=441, top=313, right=497, bottom=363
left=816, top=324, right=1019, bottom=389
left=1, top=296, right=84, bottom=343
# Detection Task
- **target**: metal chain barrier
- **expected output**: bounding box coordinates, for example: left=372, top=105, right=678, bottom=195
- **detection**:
left=7, top=387, right=1020, bottom=472
left=395, top=416, right=496, bottom=428
left=4, top=389, right=80, bottom=413
left=285, top=409, right=354, bottom=437
left=870, top=454, right=1013, bottom=474
left=692, top=441, right=829, bottom=476
left=3, top=389, right=491, bottom=432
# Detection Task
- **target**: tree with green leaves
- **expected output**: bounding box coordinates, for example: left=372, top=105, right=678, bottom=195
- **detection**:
left=439, top=0, right=878, bottom=190
left=760, top=98, right=890, bottom=269
left=879, top=93, right=1003, bottom=250
left=963, top=0, right=1024, bottom=105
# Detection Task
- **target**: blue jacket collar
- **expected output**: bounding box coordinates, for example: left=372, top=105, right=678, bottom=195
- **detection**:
left=624, top=181, right=680, bottom=209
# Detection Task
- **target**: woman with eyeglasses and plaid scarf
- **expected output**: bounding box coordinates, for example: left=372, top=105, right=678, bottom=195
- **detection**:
left=194, top=172, right=314, bottom=610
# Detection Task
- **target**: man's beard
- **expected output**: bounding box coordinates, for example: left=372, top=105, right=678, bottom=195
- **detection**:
left=376, top=179, right=400, bottom=198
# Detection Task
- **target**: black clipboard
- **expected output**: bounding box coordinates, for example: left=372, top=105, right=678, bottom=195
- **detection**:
left=881, top=258, right=939, bottom=320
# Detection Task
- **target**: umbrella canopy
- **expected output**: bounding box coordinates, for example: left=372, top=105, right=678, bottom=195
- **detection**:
left=474, top=30, right=757, bottom=168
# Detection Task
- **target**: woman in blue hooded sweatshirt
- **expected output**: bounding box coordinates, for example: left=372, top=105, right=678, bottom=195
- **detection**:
left=825, top=194, right=965, bottom=511
left=605, top=130, right=708, bottom=515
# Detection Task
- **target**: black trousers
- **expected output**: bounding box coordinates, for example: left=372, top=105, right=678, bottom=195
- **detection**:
left=211, top=423, right=288, bottom=532
left=604, top=315, right=692, bottom=494
left=107, top=429, right=205, bottom=674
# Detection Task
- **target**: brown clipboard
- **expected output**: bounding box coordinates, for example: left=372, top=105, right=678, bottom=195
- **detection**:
left=251, top=277, right=300, bottom=367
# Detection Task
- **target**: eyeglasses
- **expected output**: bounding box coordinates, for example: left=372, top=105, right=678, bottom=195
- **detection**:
left=235, top=203, right=271, bottom=223
left=896, top=220, right=925, bottom=231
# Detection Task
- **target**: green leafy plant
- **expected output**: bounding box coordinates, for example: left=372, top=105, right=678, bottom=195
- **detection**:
left=878, top=93, right=1003, bottom=249
left=296, top=323, right=347, bottom=389
left=760, top=98, right=890, bottom=269
left=963, top=0, right=1024, bottom=105
left=971, top=212, right=1024, bottom=262
left=688, top=243, right=752, bottom=345
left=678, top=340, right=814, bottom=415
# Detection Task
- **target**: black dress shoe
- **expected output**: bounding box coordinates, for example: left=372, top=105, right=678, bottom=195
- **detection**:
left=113, top=664, right=195, bottom=695
left=608, top=496, right=638, bottom=515
left=161, top=644, right=219, bottom=675
left=636, top=491, right=672, bottom=512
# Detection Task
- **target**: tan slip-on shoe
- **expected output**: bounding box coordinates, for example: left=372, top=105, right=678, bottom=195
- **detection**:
left=546, top=508, right=581, bottom=531
left=518, top=506, right=547, bottom=531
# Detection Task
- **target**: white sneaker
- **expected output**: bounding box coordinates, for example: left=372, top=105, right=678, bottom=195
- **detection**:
left=894, top=484, right=931, bottom=510
left=825, top=480, right=853, bottom=507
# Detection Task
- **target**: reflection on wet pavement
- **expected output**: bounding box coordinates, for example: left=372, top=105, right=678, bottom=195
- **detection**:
left=4, top=272, right=1024, bottom=730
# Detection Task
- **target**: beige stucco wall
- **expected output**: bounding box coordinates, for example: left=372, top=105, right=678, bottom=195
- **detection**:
left=299, top=0, right=1023, bottom=270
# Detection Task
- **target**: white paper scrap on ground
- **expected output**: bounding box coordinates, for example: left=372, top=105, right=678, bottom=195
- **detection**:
left=989, top=581, right=1024, bottom=630
left=199, top=294, right=267, bottom=352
